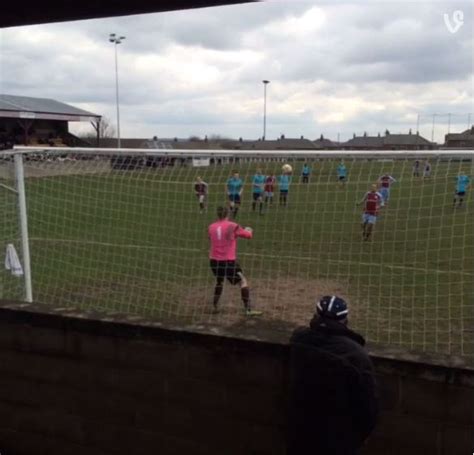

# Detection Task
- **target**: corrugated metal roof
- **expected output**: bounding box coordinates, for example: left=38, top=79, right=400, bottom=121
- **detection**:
left=0, top=94, right=100, bottom=118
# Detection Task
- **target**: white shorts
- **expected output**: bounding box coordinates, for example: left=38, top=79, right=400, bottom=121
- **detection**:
left=198, top=195, right=206, bottom=203
left=265, top=191, right=274, bottom=198
left=423, top=171, right=431, bottom=177
left=362, top=213, right=377, bottom=224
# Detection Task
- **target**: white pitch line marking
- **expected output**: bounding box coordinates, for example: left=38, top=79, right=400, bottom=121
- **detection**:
left=29, top=237, right=473, bottom=277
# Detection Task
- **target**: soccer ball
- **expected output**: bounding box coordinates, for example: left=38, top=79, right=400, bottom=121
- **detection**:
left=282, top=164, right=293, bottom=174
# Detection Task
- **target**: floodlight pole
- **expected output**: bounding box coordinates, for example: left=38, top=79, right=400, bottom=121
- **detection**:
left=109, top=33, right=126, bottom=148
left=262, top=80, right=270, bottom=141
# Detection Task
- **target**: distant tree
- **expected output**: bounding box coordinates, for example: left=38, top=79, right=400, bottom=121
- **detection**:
left=189, top=135, right=201, bottom=142
left=80, top=116, right=116, bottom=144
left=385, top=129, right=390, bottom=136
left=97, top=117, right=116, bottom=138
left=320, top=134, right=324, bottom=140
left=208, top=134, right=232, bottom=141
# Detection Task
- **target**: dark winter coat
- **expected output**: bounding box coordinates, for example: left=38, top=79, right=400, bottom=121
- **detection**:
left=287, top=316, right=378, bottom=455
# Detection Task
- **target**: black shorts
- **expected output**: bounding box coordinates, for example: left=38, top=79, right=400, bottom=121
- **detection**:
left=252, top=192, right=263, bottom=201
left=280, top=189, right=289, bottom=195
left=228, top=194, right=241, bottom=204
left=210, top=260, right=243, bottom=285
left=338, top=176, right=346, bottom=181
left=455, top=191, right=465, bottom=197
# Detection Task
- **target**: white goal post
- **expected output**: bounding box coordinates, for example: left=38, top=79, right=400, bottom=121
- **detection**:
left=2, top=145, right=473, bottom=357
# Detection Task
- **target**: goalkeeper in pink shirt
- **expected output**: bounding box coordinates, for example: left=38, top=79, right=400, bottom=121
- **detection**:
left=208, top=206, right=262, bottom=316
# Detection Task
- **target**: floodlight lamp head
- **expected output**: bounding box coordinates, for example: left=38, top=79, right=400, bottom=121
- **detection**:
left=120, top=36, right=126, bottom=40
left=262, top=80, right=270, bottom=84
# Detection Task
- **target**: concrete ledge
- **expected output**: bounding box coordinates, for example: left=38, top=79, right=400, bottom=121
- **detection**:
left=0, top=299, right=472, bottom=455
left=0, top=300, right=471, bottom=372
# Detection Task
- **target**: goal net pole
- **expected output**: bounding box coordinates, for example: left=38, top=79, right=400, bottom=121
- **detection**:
left=14, top=153, right=33, bottom=302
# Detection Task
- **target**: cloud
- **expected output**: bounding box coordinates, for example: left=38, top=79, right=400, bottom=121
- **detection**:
left=0, top=0, right=472, bottom=143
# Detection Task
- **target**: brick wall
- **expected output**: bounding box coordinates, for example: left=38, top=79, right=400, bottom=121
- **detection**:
left=0, top=301, right=471, bottom=455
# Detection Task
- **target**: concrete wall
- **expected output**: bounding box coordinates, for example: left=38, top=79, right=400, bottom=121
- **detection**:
left=0, top=301, right=471, bottom=455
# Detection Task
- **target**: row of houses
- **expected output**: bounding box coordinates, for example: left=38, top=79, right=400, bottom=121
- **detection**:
left=0, top=94, right=472, bottom=151
left=98, top=128, right=474, bottom=151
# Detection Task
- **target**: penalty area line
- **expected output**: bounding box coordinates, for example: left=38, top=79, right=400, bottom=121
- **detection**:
left=29, top=237, right=474, bottom=277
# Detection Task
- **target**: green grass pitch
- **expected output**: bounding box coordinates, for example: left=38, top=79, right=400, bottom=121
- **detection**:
left=1, top=156, right=472, bottom=357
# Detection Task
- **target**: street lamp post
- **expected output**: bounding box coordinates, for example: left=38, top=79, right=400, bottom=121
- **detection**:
left=109, top=33, right=126, bottom=148
left=262, top=80, right=270, bottom=141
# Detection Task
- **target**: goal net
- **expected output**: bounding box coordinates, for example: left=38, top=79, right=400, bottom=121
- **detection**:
left=3, top=146, right=473, bottom=358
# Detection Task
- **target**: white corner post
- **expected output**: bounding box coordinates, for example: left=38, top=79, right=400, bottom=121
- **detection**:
left=14, top=153, right=33, bottom=303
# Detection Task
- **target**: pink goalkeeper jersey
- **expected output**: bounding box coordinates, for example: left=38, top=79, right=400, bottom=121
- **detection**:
left=208, top=219, right=252, bottom=261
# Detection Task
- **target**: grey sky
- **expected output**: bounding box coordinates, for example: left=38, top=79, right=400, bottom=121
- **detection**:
left=0, top=0, right=472, bottom=142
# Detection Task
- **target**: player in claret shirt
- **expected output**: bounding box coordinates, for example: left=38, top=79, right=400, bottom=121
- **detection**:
left=194, top=176, right=208, bottom=214
left=264, top=173, right=276, bottom=206
left=358, top=184, right=383, bottom=241
left=208, top=206, right=262, bottom=316
left=377, top=173, right=396, bottom=206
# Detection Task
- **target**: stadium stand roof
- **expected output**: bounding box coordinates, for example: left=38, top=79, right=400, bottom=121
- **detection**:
left=0, top=94, right=100, bottom=122
left=1, top=0, right=255, bottom=28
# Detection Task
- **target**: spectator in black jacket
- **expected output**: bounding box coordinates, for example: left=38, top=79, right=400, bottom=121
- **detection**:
left=288, top=296, right=378, bottom=455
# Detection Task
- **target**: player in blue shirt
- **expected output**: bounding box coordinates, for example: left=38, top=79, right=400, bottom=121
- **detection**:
left=453, top=173, right=470, bottom=208
left=251, top=169, right=266, bottom=215
left=278, top=171, right=292, bottom=206
left=301, top=163, right=311, bottom=183
left=226, top=170, right=243, bottom=218
left=337, top=161, right=347, bottom=187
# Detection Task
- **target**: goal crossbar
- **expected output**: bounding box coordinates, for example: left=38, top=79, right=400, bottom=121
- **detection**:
left=10, top=145, right=474, bottom=159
